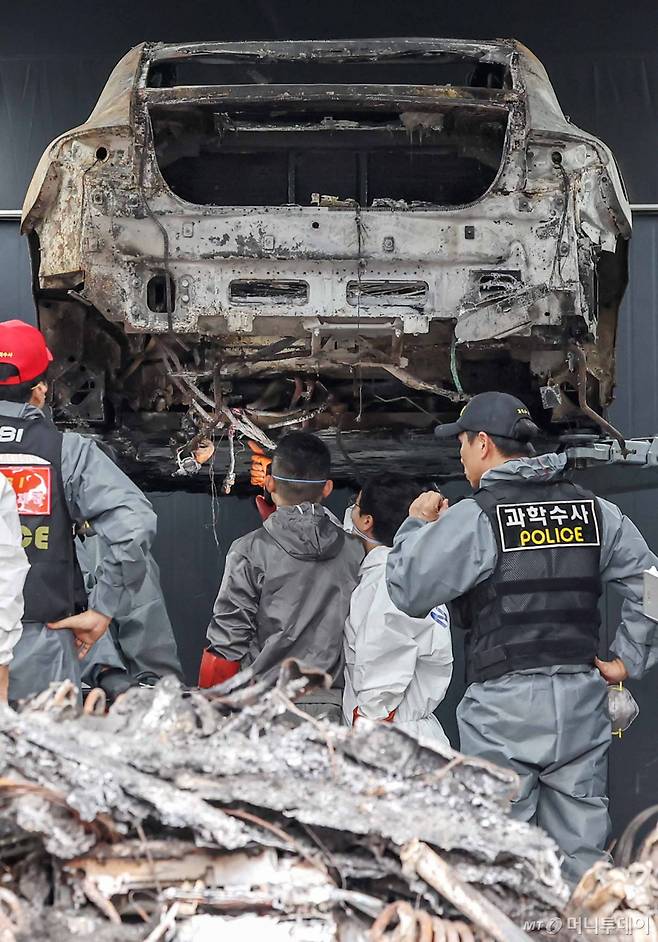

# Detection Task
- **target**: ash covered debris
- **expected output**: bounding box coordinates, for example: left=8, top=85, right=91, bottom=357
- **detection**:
left=0, top=660, right=594, bottom=940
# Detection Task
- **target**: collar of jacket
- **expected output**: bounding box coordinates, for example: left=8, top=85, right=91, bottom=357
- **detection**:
left=359, top=544, right=391, bottom=573
left=480, top=452, right=567, bottom=488
left=0, top=401, right=44, bottom=420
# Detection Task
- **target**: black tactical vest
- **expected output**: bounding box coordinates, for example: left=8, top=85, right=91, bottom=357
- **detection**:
left=456, top=477, right=603, bottom=684
left=0, top=411, right=86, bottom=623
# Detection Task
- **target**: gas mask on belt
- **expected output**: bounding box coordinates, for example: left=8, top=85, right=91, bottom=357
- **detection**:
left=607, top=683, right=639, bottom=737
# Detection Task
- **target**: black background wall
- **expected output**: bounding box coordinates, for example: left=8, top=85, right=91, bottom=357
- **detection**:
left=1, top=0, right=656, bottom=836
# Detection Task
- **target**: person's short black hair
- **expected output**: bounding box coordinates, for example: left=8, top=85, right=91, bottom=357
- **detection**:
left=466, top=418, right=537, bottom=458
left=271, top=431, right=331, bottom=503
left=0, top=366, right=48, bottom=403
left=358, top=472, right=422, bottom=546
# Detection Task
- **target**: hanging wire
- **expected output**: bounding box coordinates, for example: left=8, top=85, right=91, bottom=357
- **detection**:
left=354, top=203, right=366, bottom=423
left=221, top=427, right=236, bottom=495
left=373, top=392, right=437, bottom=420
left=450, top=336, right=466, bottom=397
left=208, top=439, right=221, bottom=550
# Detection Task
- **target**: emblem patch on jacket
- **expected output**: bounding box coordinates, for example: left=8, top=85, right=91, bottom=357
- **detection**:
left=496, top=499, right=599, bottom=551
left=430, top=606, right=450, bottom=628
left=0, top=464, right=52, bottom=515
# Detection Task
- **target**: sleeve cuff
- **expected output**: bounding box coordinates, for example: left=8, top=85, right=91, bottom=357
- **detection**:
left=0, top=626, right=23, bottom=666
left=87, top=584, right=117, bottom=620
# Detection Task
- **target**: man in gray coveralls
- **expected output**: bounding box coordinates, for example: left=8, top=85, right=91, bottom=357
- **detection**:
left=386, top=391, right=658, bottom=884
left=0, top=319, right=180, bottom=701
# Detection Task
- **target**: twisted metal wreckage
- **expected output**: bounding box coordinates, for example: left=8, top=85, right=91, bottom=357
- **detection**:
left=21, top=39, right=631, bottom=486
left=0, top=661, right=655, bottom=941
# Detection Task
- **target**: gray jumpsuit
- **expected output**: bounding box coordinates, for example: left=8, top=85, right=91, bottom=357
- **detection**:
left=0, top=401, right=175, bottom=701
left=386, top=453, right=658, bottom=884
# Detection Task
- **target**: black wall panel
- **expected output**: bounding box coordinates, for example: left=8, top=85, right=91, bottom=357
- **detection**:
left=0, top=0, right=657, bottom=206
left=0, top=224, right=32, bottom=316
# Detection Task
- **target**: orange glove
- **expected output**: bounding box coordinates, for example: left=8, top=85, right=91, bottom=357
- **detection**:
left=193, top=438, right=215, bottom=466
left=248, top=440, right=272, bottom=487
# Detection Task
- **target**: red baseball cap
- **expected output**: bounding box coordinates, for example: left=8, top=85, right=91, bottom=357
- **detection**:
left=0, top=320, right=53, bottom=385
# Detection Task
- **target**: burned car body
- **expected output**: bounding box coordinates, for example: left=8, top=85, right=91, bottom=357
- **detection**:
left=22, top=39, right=631, bottom=484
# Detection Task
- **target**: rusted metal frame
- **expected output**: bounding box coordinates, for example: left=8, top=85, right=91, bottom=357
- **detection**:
left=220, top=407, right=276, bottom=450
left=162, top=886, right=384, bottom=921
left=13, top=199, right=652, bottom=214
left=131, top=47, right=176, bottom=325
left=370, top=901, right=476, bottom=942
left=225, top=120, right=408, bottom=134
left=401, top=840, right=534, bottom=942
left=370, top=901, right=434, bottom=942
left=83, top=688, right=107, bottom=716
left=81, top=877, right=122, bottom=924
left=494, top=56, right=528, bottom=192
left=144, top=902, right=180, bottom=942
left=310, top=325, right=397, bottom=362
left=217, top=353, right=465, bottom=403
left=570, top=345, right=626, bottom=451
left=0, top=888, right=26, bottom=937
left=220, top=806, right=328, bottom=875
left=246, top=405, right=329, bottom=430
left=148, top=38, right=514, bottom=65
left=614, top=804, right=658, bottom=868
left=242, top=336, right=304, bottom=362
left=142, top=84, right=516, bottom=110
left=381, top=366, right=466, bottom=402
left=155, top=341, right=228, bottom=454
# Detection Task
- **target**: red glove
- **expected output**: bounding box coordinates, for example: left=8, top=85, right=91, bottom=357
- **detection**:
left=198, top=649, right=240, bottom=688
left=353, top=707, right=396, bottom=725
left=255, top=494, right=276, bottom=522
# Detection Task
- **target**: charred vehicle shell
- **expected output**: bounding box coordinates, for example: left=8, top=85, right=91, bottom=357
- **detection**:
left=22, top=39, right=631, bottom=485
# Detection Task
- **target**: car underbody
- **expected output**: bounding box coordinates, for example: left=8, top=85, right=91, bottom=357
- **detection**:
left=22, top=39, right=631, bottom=487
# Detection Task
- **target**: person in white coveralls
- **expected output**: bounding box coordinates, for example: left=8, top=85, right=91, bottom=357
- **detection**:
left=343, top=473, right=453, bottom=742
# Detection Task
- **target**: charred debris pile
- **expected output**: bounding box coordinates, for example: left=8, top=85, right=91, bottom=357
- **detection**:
left=0, top=661, right=650, bottom=941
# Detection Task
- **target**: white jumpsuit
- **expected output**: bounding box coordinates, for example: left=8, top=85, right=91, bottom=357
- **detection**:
left=343, top=545, right=453, bottom=743
left=0, top=474, right=29, bottom=671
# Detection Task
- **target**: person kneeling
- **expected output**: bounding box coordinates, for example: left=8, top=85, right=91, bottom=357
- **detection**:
left=343, top=474, right=453, bottom=742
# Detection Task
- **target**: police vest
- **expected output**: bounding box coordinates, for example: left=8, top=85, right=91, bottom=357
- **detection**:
left=456, top=477, right=602, bottom=685
left=0, top=413, right=86, bottom=623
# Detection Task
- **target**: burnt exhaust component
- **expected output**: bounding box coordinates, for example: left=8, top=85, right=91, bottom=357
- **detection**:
left=570, top=345, right=627, bottom=453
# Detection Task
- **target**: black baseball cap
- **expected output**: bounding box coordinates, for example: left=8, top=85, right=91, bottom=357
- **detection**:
left=434, top=392, right=537, bottom=440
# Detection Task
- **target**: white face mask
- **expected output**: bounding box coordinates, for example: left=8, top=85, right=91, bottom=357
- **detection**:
left=343, top=503, right=384, bottom=545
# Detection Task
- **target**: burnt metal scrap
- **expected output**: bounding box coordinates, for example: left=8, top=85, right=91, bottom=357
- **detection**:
left=567, top=808, right=658, bottom=941
left=21, top=38, right=630, bottom=485
left=0, top=660, right=581, bottom=940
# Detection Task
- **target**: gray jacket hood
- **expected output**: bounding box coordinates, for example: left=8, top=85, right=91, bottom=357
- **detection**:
left=480, top=453, right=568, bottom=488
left=0, top=401, right=43, bottom=421
left=263, top=503, right=346, bottom=560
